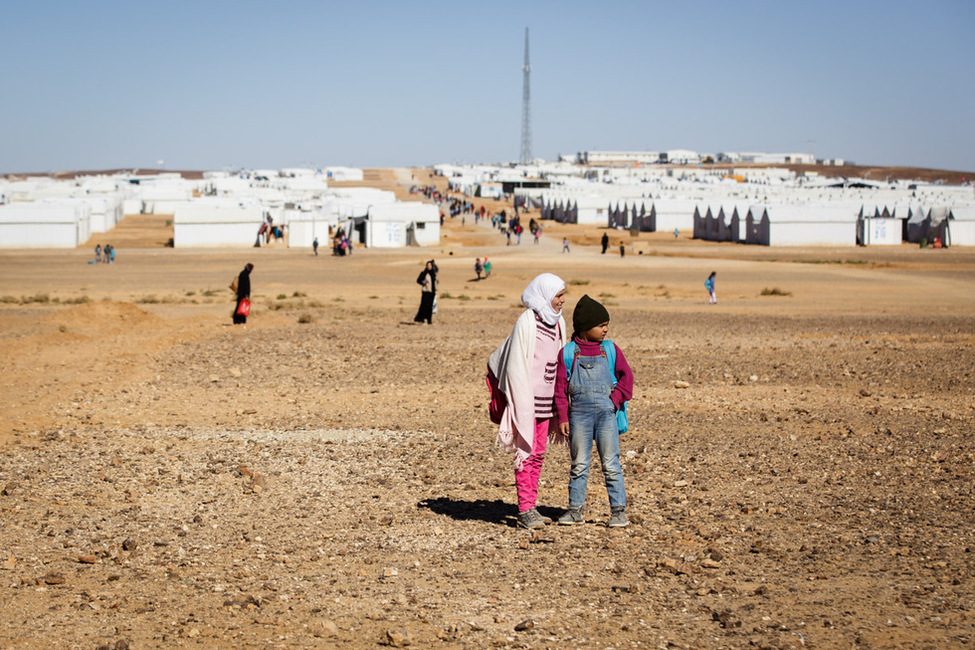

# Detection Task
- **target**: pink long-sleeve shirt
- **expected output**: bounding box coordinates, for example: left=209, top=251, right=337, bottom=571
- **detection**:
left=554, top=337, right=634, bottom=425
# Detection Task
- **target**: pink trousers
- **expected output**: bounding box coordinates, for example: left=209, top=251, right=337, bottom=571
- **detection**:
left=515, top=418, right=551, bottom=512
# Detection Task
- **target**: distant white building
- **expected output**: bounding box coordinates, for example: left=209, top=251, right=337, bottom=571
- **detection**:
left=0, top=200, right=92, bottom=248
left=857, top=204, right=903, bottom=245
left=746, top=203, right=859, bottom=246
left=173, top=199, right=265, bottom=247
left=577, top=151, right=662, bottom=165
left=737, top=152, right=816, bottom=165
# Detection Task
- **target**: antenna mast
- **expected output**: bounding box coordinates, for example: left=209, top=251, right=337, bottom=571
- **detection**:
left=520, top=27, right=532, bottom=164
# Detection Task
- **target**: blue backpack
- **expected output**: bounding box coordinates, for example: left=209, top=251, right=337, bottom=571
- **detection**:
left=562, top=340, right=629, bottom=434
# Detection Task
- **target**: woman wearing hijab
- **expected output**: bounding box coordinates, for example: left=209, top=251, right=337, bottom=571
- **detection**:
left=487, top=273, right=567, bottom=528
left=414, top=260, right=438, bottom=324
left=233, top=263, right=253, bottom=325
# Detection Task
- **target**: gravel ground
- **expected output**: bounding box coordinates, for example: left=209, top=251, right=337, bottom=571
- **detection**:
left=1, top=239, right=974, bottom=648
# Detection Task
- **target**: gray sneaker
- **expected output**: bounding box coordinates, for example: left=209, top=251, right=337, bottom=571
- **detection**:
left=607, top=507, right=629, bottom=528
left=557, top=506, right=585, bottom=525
left=517, top=508, right=546, bottom=529
left=531, top=507, right=553, bottom=525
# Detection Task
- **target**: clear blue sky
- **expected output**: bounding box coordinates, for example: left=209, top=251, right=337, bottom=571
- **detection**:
left=3, top=0, right=973, bottom=173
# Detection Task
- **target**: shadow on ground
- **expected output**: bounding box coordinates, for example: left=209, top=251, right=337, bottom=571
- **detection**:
left=418, top=497, right=560, bottom=527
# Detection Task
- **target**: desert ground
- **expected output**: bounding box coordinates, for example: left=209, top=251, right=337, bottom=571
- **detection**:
left=0, top=169, right=973, bottom=649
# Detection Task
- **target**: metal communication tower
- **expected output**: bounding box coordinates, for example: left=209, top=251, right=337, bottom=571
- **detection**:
left=520, top=27, right=532, bottom=164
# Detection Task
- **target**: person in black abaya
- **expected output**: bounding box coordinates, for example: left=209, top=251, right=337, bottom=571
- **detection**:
left=233, top=263, right=253, bottom=325
left=413, top=260, right=438, bottom=324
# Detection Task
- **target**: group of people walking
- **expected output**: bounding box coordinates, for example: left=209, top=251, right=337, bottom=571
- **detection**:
left=93, top=244, right=115, bottom=264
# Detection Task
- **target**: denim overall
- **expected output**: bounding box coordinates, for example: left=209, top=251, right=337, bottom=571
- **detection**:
left=567, top=348, right=626, bottom=509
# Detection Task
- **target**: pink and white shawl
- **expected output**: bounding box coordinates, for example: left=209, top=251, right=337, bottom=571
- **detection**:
left=488, top=275, right=567, bottom=470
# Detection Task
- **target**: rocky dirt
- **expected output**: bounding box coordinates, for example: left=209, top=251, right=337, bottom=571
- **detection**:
left=1, top=179, right=974, bottom=648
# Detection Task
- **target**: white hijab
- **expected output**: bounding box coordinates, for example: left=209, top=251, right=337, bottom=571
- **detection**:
left=521, top=273, right=565, bottom=326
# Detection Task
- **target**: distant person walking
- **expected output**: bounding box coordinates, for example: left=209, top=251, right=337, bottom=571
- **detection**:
left=601, top=232, right=609, bottom=254
left=487, top=273, right=567, bottom=529
left=313, top=237, right=319, bottom=256
left=414, top=260, right=438, bottom=324
left=562, top=237, right=570, bottom=253
left=232, top=263, right=254, bottom=325
left=474, top=257, right=484, bottom=280
left=673, top=228, right=679, bottom=239
left=483, top=257, right=492, bottom=278
left=619, top=241, right=625, bottom=258
left=705, top=271, right=717, bottom=304
left=94, top=244, right=102, bottom=263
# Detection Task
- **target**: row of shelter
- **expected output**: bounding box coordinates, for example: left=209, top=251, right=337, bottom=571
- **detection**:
left=502, top=170, right=975, bottom=247
left=690, top=203, right=974, bottom=247
left=0, top=168, right=440, bottom=249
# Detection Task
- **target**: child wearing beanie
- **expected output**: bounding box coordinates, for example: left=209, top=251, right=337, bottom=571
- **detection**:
left=553, top=294, right=634, bottom=527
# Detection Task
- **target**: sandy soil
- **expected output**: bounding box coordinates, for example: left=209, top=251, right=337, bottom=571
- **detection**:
left=1, top=171, right=974, bottom=648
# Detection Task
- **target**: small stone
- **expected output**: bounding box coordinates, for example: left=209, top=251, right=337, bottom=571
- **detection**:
left=383, top=628, right=412, bottom=646
left=311, top=619, right=339, bottom=637
left=43, top=572, right=66, bottom=585
left=383, top=567, right=399, bottom=578
left=711, top=609, right=741, bottom=628
left=701, top=558, right=721, bottom=569
left=78, top=554, right=97, bottom=564
left=674, top=380, right=690, bottom=389
left=514, top=619, right=534, bottom=631
left=122, top=539, right=138, bottom=552
left=749, top=375, right=759, bottom=382
left=674, top=480, right=689, bottom=487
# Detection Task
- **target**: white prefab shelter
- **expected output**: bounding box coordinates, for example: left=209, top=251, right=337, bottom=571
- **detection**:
left=651, top=198, right=697, bottom=233
left=173, top=200, right=265, bottom=247
left=0, top=201, right=92, bottom=248
left=366, top=202, right=441, bottom=247
left=85, top=194, right=125, bottom=234
left=574, top=195, right=612, bottom=225
left=746, top=203, right=859, bottom=246
left=286, top=208, right=335, bottom=249
left=857, top=204, right=902, bottom=246
left=139, top=182, right=196, bottom=214
left=946, top=206, right=975, bottom=246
